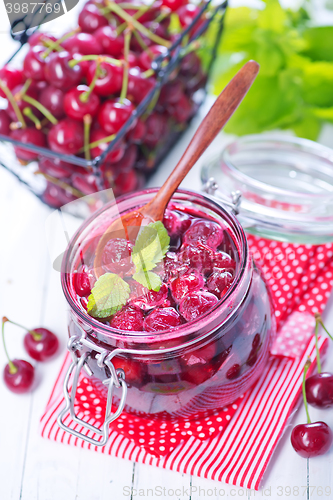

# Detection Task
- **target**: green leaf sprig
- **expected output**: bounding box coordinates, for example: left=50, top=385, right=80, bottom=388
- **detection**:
left=87, top=221, right=170, bottom=318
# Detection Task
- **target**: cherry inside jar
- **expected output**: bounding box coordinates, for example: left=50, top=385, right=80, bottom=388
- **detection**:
left=62, top=189, right=276, bottom=419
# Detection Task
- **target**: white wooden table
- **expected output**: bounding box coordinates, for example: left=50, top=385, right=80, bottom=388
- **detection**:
left=1, top=5, right=333, bottom=499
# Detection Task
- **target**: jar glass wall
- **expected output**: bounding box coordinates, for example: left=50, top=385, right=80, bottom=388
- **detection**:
left=61, top=189, right=276, bottom=418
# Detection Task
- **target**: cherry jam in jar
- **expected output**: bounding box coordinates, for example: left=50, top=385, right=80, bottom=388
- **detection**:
left=61, top=189, right=276, bottom=419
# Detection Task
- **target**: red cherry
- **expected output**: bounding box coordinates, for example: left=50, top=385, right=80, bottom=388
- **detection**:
left=170, top=270, right=204, bottom=302
left=0, top=110, right=11, bottom=135
left=226, top=363, right=241, bottom=380
left=114, top=169, right=140, bottom=196
left=3, top=359, right=34, bottom=394
left=98, top=98, right=136, bottom=135
left=23, top=327, right=59, bottom=362
left=126, top=118, right=146, bottom=144
left=129, top=281, right=169, bottom=311
left=169, top=93, right=194, bottom=123
left=112, top=355, right=142, bottom=383
left=291, top=422, right=333, bottom=458
left=110, top=306, right=145, bottom=332
left=144, top=307, right=182, bottom=332
left=101, top=238, right=133, bottom=275
left=183, top=220, right=224, bottom=249
left=72, top=173, right=99, bottom=195
left=44, top=51, right=83, bottom=90
left=162, top=0, right=187, bottom=11
left=39, top=86, right=65, bottom=119
left=48, top=118, right=84, bottom=154
left=105, top=143, right=137, bottom=177
left=74, top=264, right=95, bottom=297
left=138, top=45, right=168, bottom=71
left=64, top=85, right=100, bottom=121
left=94, top=26, right=124, bottom=57
left=181, top=342, right=217, bottom=385
left=10, top=128, right=46, bottom=161
left=0, top=66, right=23, bottom=98
left=86, top=60, right=123, bottom=97
left=90, top=128, right=125, bottom=164
left=178, top=4, right=203, bottom=31
left=70, top=52, right=91, bottom=76
left=178, top=243, right=213, bottom=273
left=143, top=112, right=168, bottom=148
left=78, top=3, right=108, bottom=33
left=38, top=156, right=81, bottom=179
left=62, top=33, right=102, bottom=55
left=159, top=80, right=184, bottom=107
left=7, top=84, right=41, bottom=122
left=305, top=373, right=333, bottom=408
left=23, top=45, right=47, bottom=81
left=127, top=67, right=156, bottom=104
left=212, top=251, right=236, bottom=272
left=42, top=182, right=77, bottom=208
left=28, top=32, right=56, bottom=47
left=136, top=0, right=163, bottom=23
left=180, top=51, right=201, bottom=77
left=179, top=291, right=218, bottom=322
left=207, top=271, right=233, bottom=298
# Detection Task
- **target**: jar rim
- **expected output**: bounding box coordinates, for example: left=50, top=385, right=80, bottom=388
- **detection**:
left=61, top=188, right=250, bottom=344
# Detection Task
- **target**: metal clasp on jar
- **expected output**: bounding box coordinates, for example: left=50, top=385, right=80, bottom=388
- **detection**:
left=202, top=176, right=241, bottom=215
left=57, top=333, right=127, bottom=447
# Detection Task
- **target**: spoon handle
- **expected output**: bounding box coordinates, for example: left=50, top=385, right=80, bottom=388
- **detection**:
left=143, top=60, right=260, bottom=221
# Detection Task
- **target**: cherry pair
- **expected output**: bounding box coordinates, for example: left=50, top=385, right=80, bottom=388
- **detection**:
left=2, top=317, right=59, bottom=394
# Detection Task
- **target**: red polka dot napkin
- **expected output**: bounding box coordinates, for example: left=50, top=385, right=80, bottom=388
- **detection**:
left=40, top=237, right=333, bottom=490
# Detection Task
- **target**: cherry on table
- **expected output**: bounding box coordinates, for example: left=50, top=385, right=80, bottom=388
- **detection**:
left=24, top=327, right=59, bottom=362
left=291, top=422, right=333, bottom=458
left=306, top=372, right=333, bottom=409
left=3, top=359, right=35, bottom=394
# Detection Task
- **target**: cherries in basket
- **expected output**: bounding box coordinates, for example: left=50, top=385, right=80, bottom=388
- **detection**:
left=0, top=0, right=209, bottom=208
left=2, top=316, right=59, bottom=394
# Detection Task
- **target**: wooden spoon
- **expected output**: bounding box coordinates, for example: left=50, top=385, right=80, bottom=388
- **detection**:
left=94, top=60, right=260, bottom=277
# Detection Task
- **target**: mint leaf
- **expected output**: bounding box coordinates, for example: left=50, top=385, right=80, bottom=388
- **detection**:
left=133, top=271, right=162, bottom=292
left=87, top=273, right=130, bottom=318
left=132, top=221, right=170, bottom=273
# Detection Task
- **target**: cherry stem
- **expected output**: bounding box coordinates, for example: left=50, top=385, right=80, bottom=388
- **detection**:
left=69, top=54, right=122, bottom=68
left=132, top=29, right=154, bottom=58
left=116, top=0, right=154, bottom=36
left=315, top=313, right=333, bottom=342
left=22, top=94, right=58, bottom=125
left=79, top=133, right=116, bottom=153
left=35, top=171, right=85, bottom=198
left=2, top=317, right=42, bottom=341
left=83, top=114, right=92, bottom=161
left=155, top=9, right=170, bottom=24
left=181, top=39, right=202, bottom=57
left=2, top=318, right=17, bottom=374
left=302, top=359, right=312, bottom=424
left=142, top=68, right=155, bottom=78
left=80, top=60, right=101, bottom=103
left=314, top=317, right=322, bottom=374
left=16, top=78, right=32, bottom=100
left=0, top=79, right=26, bottom=128
left=107, top=1, right=171, bottom=47
left=42, top=37, right=63, bottom=52
left=23, top=107, right=42, bottom=129
left=120, top=30, right=131, bottom=103
left=42, top=28, right=80, bottom=59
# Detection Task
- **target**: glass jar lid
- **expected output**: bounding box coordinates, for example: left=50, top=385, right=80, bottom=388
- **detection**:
left=201, top=134, right=333, bottom=244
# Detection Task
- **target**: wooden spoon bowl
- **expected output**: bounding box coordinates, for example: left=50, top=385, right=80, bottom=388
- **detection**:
left=94, top=60, right=260, bottom=278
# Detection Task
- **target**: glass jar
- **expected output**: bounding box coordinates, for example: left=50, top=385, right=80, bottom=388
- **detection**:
left=201, top=134, right=333, bottom=244
left=58, top=189, right=275, bottom=444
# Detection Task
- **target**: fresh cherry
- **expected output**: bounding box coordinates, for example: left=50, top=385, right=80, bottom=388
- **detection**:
left=90, top=129, right=125, bottom=164
left=38, top=156, right=80, bottom=179
left=44, top=51, right=83, bottom=90
left=98, top=98, right=136, bottom=135
left=28, top=32, right=56, bottom=47
left=127, top=67, right=156, bottom=104
left=7, top=84, right=41, bottom=122
left=10, top=128, right=46, bottom=161
left=39, top=86, right=65, bottom=119
left=306, top=372, right=333, bottom=409
left=86, top=60, right=123, bottom=97
left=23, top=45, right=47, bottom=81
left=94, top=26, right=124, bottom=57
left=0, top=110, right=11, bottom=135
left=3, top=359, right=35, bottom=394
left=0, top=66, right=23, bottom=98
left=106, top=143, right=137, bottom=174
left=114, top=169, right=141, bottom=196
left=64, top=85, right=100, bottom=121
left=42, top=181, right=77, bottom=208
left=48, top=118, right=84, bottom=154
left=169, top=93, right=194, bottom=123
left=144, top=307, right=182, bottom=332
left=143, top=112, right=168, bottom=148
left=291, top=422, right=333, bottom=458
left=138, top=45, right=168, bottom=71
left=162, top=0, right=187, bottom=11
left=78, top=3, right=108, bottom=33
left=71, top=173, right=99, bottom=195
left=126, top=119, right=146, bottom=144
left=62, top=33, right=102, bottom=56
left=24, top=327, right=59, bottom=362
